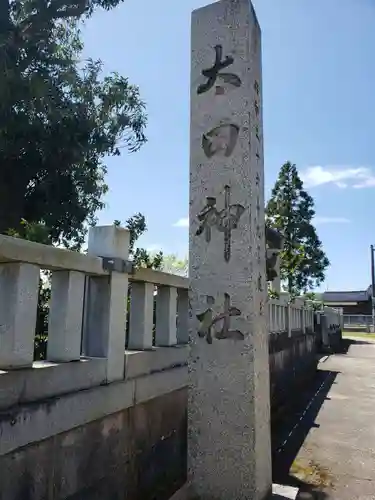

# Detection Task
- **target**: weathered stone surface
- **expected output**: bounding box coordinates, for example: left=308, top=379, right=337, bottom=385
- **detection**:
left=128, top=281, right=155, bottom=350
left=0, top=263, right=39, bottom=369
left=0, top=438, right=54, bottom=500
left=155, top=286, right=178, bottom=347
left=0, top=388, right=187, bottom=500
left=84, top=225, right=130, bottom=383
left=188, top=0, right=271, bottom=498
left=47, top=270, right=85, bottom=362
left=53, top=411, right=132, bottom=499
left=0, top=358, right=107, bottom=412
left=124, top=345, right=188, bottom=380
left=269, top=332, right=317, bottom=414
left=0, top=359, right=188, bottom=457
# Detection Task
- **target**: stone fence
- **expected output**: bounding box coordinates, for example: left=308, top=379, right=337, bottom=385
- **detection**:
left=268, top=298, right=315, bottom=336
left=0, top=226, right=339, bottom=499
left=0, top=225, right=189, bottom=374
left=268, top=299, right=317, bottom=415
left=0, top=225, right=315, bottom=377
left=0, top=226, right=189, bottom=500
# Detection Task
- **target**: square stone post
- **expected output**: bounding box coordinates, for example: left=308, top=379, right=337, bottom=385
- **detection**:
left=0, top=263, right=39, bottom=369
left=301, top=306, right=306, bottom=335
left=188, top=1, right=272, bottom=499
left=83, top=225, right=130, bottom=382
left=47, top=270, right=86, bottom=362
left=155, top=286, right=178, bottom=346
left=128, top=282, right=155, bottom=350
left=286, top=304, right=292, bottom=337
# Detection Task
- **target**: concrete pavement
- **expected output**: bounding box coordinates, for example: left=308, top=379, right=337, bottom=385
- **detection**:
left=273, top=337, right=375, bottom=499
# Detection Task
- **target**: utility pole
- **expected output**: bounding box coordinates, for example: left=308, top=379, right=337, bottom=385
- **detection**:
left=371, top=245, right=375, bottom=331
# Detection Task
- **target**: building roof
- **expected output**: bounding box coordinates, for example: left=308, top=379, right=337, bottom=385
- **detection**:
left=323, top=288, right=371, bottom=303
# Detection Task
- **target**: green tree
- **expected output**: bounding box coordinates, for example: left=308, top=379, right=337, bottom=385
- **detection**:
left=114, top=214, right=163, bottom=270
left=0, top=1, right=146, bottom=248
left=266, top=161, right=330, bottom=296
left=161, top=254, right=188, bottom=277
left=1, top=0, right=160, bottom=358
left=304, top=291, right=324, bottom=311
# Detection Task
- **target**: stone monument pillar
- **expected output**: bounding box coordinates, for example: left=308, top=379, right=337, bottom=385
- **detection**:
left=188, top=1, right=272, bottom=499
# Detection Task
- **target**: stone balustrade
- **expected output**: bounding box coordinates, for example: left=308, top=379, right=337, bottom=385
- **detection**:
left=268, top=299, right=315, bottom=335
left=0, top=225, right=189, bottom=389
left=0, top=225, right=341, bottom=500
left=0, top=225, right=317, bottom=380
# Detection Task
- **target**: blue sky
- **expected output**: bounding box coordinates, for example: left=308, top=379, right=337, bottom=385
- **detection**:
left=82, top=0, right=375, bottom=291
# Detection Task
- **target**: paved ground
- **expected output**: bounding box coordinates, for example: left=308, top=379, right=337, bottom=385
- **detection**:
left=272, top=337, right=375, bottom=499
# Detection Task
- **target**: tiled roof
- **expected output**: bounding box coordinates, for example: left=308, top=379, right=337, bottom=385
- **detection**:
left=323, top=289, right=371, bottom=303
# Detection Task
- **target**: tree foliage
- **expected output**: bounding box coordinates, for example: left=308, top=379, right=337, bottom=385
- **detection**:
left=266, top=161, right=330, bottom=296
left=1, top=0, right=129, bottom=33
left=304, top=291, right=324, bottom=311
left=0, top=0, right=162, bottom=359
left=267, top=286, right=280, bottom=300
left=0, top=0, right=147, bottom=248
left=114, top=214, right=163, bottom=270
left=161, top=254, right=188, bottom=277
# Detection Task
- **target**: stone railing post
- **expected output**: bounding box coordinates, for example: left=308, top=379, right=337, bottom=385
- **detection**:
left=47, top=270, right=85, bottom=362
left=301, top=307, right=306, bottom=334
left=269, top=301, right=275, bottom=332
left=286, top=304, right=292, bottom=337
left=83, top=225, right=130, bottom=382
left=128, top=281, right=155, bottom=350
left=278, top=304, right=284, bottom=332
left=188, top=1, right=271, bottom=498
left=0, top=263, right=39, bottom=369
left=155, top=286, right=178, bottom=346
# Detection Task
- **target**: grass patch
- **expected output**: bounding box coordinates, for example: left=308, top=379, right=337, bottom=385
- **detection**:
left=343, top=331, right=375, bottom=339
left=291, top=459, right=333, bottom=487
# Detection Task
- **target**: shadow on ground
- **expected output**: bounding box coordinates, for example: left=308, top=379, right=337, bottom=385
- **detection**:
left=272, top=370, right=338, bottom=486
left=271, top=338, right=370, bottom=499
left=335, top=337, right=373, bottom=354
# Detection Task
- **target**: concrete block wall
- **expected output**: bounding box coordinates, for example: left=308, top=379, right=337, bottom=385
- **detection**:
left=268, top=300, right=325, bottom=415
left=269, top=331, right=317, bottom=415
left=0, top=342, right=188, bottom=500
left=0, top=387, right=187, bottom=500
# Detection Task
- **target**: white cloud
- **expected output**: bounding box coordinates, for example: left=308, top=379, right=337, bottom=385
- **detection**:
left=173, top=217, right=189, bottom=228
left=314, top=216, right=350, bottom=225
left=301, top=165, right=375, bottom=189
